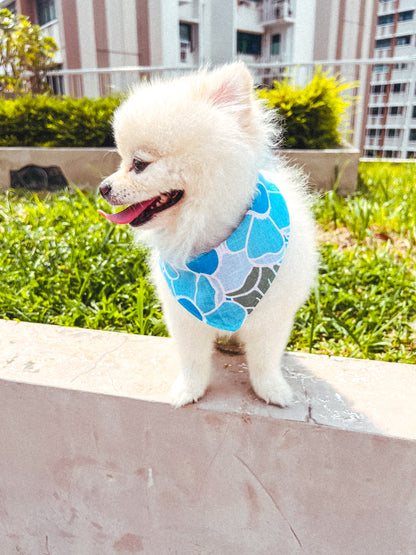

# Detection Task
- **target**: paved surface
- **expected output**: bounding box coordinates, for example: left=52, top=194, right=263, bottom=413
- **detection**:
left=1, top=319, right=416, bottom=553
left=1, top=318, right=415, bottom=440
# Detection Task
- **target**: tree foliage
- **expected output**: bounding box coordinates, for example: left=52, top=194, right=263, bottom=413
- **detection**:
left=0, top=8, right=58, bottom=95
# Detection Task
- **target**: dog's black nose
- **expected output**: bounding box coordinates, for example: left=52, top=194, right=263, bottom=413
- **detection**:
left=99, top=181, right=112, bottom=198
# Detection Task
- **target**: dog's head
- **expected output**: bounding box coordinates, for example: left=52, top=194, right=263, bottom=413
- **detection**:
left=99, top=63, right=270, bottom=264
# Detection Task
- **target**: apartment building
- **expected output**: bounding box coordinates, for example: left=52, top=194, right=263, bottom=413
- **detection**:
left=364, top=0, right=416, bottom=158
left=1, top=0, right=376, bottom=73
left=2, top=0, right=382, bottom=150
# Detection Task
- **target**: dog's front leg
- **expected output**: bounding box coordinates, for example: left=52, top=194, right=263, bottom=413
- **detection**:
left=156, top=276, right=217, bottom=407
left=168, top=303, right=217, bottom=407
left=239, top=308, right=296, bottom=407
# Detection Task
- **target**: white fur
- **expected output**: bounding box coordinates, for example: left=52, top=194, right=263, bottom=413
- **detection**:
left=102, top=63, right=318, bottom=407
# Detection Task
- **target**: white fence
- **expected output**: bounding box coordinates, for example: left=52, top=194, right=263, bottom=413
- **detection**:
left=45, top=58, right=416, bottom=157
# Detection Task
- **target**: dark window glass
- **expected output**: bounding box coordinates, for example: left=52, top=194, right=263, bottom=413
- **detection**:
left=396, top=35, right=411, bottom=46
left=375, top=38, right=392, bottom=48
left=271, top=34, right=280, bottom=55
left=36, top=0, right=56, bottom=25
left=378, top=14, right=394, bottom=25
left=399, top=10, right=414, bottom=21
left=237, top=31, right=262, bottom=55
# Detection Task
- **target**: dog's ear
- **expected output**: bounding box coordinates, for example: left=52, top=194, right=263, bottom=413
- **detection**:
left=206, top=62, right=254, bottom=109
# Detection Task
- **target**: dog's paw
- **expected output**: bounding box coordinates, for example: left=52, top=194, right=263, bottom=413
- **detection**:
left=251, top=372, right=294, bottom=407
left=170, top=373, right=207, bottom=408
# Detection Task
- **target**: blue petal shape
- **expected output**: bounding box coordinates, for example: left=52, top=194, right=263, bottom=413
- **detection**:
left=206, top=301, right=246, bottom=332
left=172, top=269, right=197, bottom=300
left=251, top=183, right=269, bottom=214
left=226, top=214, right=252, bottom=252
left=247, top=217, right=284, bottom=258
left=187, top=249, right=219, bottom=275
left=195, top=275, right=217, bottom=313
left=163, top=261, right=179, bottom=279
left=269, top=192, right=290, bottom=229
left=178, top=297, right=203, bottom=321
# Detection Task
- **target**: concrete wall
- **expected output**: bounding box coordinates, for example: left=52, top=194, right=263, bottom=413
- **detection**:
left=0, top=147, right=359, bottom=195
left=0, top=147, right=121, bottom=191
left=283, top=148, right=360, bottom=196
left=0, top=319, right=416, bottom=553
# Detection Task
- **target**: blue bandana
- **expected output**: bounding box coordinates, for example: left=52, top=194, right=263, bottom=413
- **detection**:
left=159, top=171, right=290, bottom=332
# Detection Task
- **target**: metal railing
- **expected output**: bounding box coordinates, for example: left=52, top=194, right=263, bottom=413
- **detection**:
left=44, top=57, right=416, bottom=157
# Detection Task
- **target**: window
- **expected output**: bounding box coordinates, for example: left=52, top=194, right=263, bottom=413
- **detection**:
left=396, top=35, right=411, bottom=46
left=271, top=34, right=280, bottom=56
left=36, top=0, right=56, bottom=26
left=367, top=129, right=382, bottom=137
left=374, top=64, right=389, bottom=72
left=394, top=63, right=408, bottom=70
left=387, top=129, right=401, bottom=137
left=407, top=151, right=415, bottom=158
left=371, top=84, right=387, bottom=94
left=368, top=107, right=385, bottom=116
left=409, top=129, right=416, bottom=141
left=376, top=38, right=392, bottom=49
left=180, top=22, right=193, bottom=48
left=412, top=106, right=416, bottom=118
left=378, top=14, right=394, bottom=25
left=47, top=64, right=64, bottom=95
left=237, top=32, right=262, bottom=56
left=392, top=83, right=407, bottom=93
left=390, top=106, right=403, bottom=115
left=399, top=10, right=414, bottom=21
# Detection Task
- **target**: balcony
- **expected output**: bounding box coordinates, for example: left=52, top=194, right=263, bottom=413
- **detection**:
left=261, top=0, right=294, bottom=26
left=378, top=0, right=396, bottom=14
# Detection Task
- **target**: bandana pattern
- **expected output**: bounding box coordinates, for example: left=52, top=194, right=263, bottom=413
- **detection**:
left=159, top=171, right=290, bottom=332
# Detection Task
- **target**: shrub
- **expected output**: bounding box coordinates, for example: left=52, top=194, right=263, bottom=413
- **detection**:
left=257, top=69, right=356, bottom=149
left=0, top=94, right=121, bottom=147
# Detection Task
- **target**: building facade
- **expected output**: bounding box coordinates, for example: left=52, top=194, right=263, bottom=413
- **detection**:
left=0, top=0, right=376, bottom=73
left=364, top=0, right=416, bottom=158
left=8, top=0, right=416, bottom=155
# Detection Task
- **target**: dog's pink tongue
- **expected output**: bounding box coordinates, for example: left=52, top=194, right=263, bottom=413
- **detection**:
left=98, top=198, right=155, bottom=224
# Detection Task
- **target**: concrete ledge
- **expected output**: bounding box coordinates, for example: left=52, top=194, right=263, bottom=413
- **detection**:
left=283, top=148, right=360, bottom=196
left=1, top=319, right=416, bottom=553
left=0, top=147, right=359, bottom=194
left=0, top=147, right=120, bottom=191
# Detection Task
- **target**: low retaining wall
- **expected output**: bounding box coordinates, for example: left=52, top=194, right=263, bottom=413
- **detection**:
left=284, top=148, right=360, bottom=196
left=1, top=319, right=415, bottom=553
left=0, top=147, right=360, bottom=195
left=0, top=147, right=120, bottom=192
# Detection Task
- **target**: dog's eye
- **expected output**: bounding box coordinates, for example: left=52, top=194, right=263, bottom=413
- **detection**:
left=132, top=159, right=150, bottom=174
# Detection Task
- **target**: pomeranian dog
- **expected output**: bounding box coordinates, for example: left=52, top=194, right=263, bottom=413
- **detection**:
left=99, top=63, right=317, bottom=407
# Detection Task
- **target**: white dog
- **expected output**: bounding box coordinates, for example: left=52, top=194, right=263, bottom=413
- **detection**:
left=99, top=63, right=318, bottom=407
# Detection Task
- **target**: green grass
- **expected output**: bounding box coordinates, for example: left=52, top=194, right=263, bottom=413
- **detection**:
left=290, top=161, right=416, bottom=363
left=0, top=189, right=166, bottom=336
left=0, top=161, right=415, bottom=363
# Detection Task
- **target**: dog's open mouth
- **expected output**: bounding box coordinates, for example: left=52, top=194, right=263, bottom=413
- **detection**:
left=98, top=190, right=184, bottom=227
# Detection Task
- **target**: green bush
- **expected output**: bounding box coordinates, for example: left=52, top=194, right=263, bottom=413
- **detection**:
left=0, top=94, right=121, bottom=147
left=258, top=69, right=356, bottom=149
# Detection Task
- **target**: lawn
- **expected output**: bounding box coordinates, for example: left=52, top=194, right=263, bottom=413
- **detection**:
left=0, top=161, right=415, bottom=363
